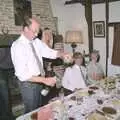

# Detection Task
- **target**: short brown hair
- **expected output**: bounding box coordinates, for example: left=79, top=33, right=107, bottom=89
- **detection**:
left=22, top=16, right=32, bottom=29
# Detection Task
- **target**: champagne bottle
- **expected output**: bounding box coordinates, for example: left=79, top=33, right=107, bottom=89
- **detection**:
left=41, top=85, right=50, bottom=96
left=41, top=66, right=55, bottom=96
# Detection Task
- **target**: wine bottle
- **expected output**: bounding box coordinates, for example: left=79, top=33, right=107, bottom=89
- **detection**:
left=41, top=68, right=55, bottom=96
left=41, top=85, right=51, bottom=96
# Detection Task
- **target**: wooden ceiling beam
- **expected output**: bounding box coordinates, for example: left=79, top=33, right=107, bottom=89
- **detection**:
left=65, top=0, right=120, bottom=5
left=65, top=0, right=81, bottom=5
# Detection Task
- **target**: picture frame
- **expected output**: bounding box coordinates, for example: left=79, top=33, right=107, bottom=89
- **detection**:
left=93, top=21, right=105, bottom=37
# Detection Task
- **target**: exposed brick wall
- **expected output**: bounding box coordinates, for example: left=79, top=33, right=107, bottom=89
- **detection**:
left=0, top=0, right=57, bottom=36
left=0, top=0, right=21, bottom=35
left=32, top=0, right=57, bottom=33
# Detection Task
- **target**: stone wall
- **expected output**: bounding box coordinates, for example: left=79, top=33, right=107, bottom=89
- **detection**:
left=32, top=0, right=58, bottom=33
left=0, top=0, right=57, bottom=45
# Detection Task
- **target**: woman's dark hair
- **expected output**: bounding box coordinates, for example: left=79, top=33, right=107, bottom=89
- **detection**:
left=65, top=52, right=86, bottom=68
left=73, top=52, right=86, bottom=67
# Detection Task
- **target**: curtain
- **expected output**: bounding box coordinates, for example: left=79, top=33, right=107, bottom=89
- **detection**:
left=112, top=24, right=120, bottom=65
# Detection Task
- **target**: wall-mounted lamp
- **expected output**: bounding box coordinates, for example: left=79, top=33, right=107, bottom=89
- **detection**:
left=65, top=30, right=83, bottom=53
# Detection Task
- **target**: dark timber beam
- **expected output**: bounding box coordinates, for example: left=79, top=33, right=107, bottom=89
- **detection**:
left=105, top=0, right=109, bottom=76
left=85, top=0, right=93, bottom=53
left=108, top=22, right=120, bottom=26
left=65, top=0, right=81, bottom=5
left=65, top=0, right=120, bottom=5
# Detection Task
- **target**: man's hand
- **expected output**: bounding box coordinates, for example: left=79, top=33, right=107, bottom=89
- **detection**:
left=30, top=76, right=56, bottom=86
left=43, top=77, right=56, bottom=87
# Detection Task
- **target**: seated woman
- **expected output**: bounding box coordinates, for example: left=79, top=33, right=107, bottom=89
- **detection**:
left=87, top=50, right=104, bottom=85
left=62, top=52, right=87, bottom=96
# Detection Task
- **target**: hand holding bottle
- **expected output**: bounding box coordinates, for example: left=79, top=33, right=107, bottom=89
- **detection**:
left=44, top=77, right=56, bottom=86
left=41, top=77, right=56, bottom=96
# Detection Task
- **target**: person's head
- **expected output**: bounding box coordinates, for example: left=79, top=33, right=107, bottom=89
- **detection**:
left=73, top=52, right=85, bottom=66
left=22, top=16, right=40, bottom=40
left=43, top=28, right=52, bottom=41
left=42, top=27, right=53, bottom=47
left=90, top=50, right=100, bottom=63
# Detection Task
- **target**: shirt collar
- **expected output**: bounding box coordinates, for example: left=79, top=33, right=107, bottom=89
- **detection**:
left=20, top=34, right=34, bottom=44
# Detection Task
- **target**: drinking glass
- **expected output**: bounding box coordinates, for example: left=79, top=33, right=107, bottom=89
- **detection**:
left=52, top=101, right=68, bottom=120
left=116, top=78, right=120, bottom=95
left=76, top=96, right=83, bottom=105
left=59, top=88, right=64, bottom=101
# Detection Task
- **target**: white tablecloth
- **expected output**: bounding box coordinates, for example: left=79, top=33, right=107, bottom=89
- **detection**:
left=16, top=86, right=120, bottom=120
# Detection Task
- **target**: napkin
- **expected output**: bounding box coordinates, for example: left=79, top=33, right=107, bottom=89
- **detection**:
left=37, top=105, right=53, bottom=120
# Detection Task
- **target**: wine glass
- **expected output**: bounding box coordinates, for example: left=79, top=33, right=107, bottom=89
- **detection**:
left=116, top=78, right=120, bottom=95
left=59, top=88, right=64, bottom=101
left=76, top=96, right=83, bottom=105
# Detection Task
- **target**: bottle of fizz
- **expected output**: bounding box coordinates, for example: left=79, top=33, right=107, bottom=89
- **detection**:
left=41, top=69, right=55, bottom=96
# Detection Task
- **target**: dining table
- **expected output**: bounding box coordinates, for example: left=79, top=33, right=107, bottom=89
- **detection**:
left=16, top=75, right=120, bottom=120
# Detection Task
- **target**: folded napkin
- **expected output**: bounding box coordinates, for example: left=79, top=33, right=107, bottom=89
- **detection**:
left=37, top=105, right=53, bottom=120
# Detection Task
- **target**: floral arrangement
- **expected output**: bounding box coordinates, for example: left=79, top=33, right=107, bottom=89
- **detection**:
left=63, top=54, right=74, bottom=67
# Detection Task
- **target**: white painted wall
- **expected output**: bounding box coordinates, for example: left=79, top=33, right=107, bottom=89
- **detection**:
left=92, top=3, right=106, bottom=73
left=50, top=0, right=89, bottom=54
left=50, top=0, right=120, bottom=75
left=92, top=1, right=120, bottom=75
left=109, top=1, right=120, bottom=22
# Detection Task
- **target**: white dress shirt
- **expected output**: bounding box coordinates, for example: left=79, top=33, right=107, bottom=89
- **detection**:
left=11, top=34, right=58, bottom=81
left=62, top=64, right=86, bottom=91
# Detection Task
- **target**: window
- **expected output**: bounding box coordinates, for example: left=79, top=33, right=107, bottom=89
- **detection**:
left=13, top=0, right=32, bottom=26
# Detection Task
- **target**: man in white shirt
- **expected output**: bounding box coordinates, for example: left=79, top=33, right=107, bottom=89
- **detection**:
left=11, top=16, right=64, bottom=113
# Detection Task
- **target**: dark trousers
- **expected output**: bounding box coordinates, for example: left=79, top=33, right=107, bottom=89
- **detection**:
left=18, top=81, right=43, bottom=113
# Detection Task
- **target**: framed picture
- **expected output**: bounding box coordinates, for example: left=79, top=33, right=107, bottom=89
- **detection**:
left=93, top=21, right=105, bottom=37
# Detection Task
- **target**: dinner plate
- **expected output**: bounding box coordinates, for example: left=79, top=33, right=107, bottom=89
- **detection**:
left=76, top=89, right=89, bottom=97
left=112, top=99, right=120, bottom=105
left=102, top=106, right=117, bottom=115
left=87, top=112, right=108, bottom=120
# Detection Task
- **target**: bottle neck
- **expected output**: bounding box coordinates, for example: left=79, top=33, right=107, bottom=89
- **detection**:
left=45, top=70, right=55, bottom=77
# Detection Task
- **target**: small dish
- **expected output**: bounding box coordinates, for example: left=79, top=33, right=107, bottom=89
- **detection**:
left=102, top=107, right=117, bottom=115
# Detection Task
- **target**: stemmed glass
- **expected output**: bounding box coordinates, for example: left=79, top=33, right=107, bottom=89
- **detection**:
left=76, top=95, right=83, bottom=105
left=116, top=78, right=120, bottom=95
left=58, top=87, right=64, bottom=102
